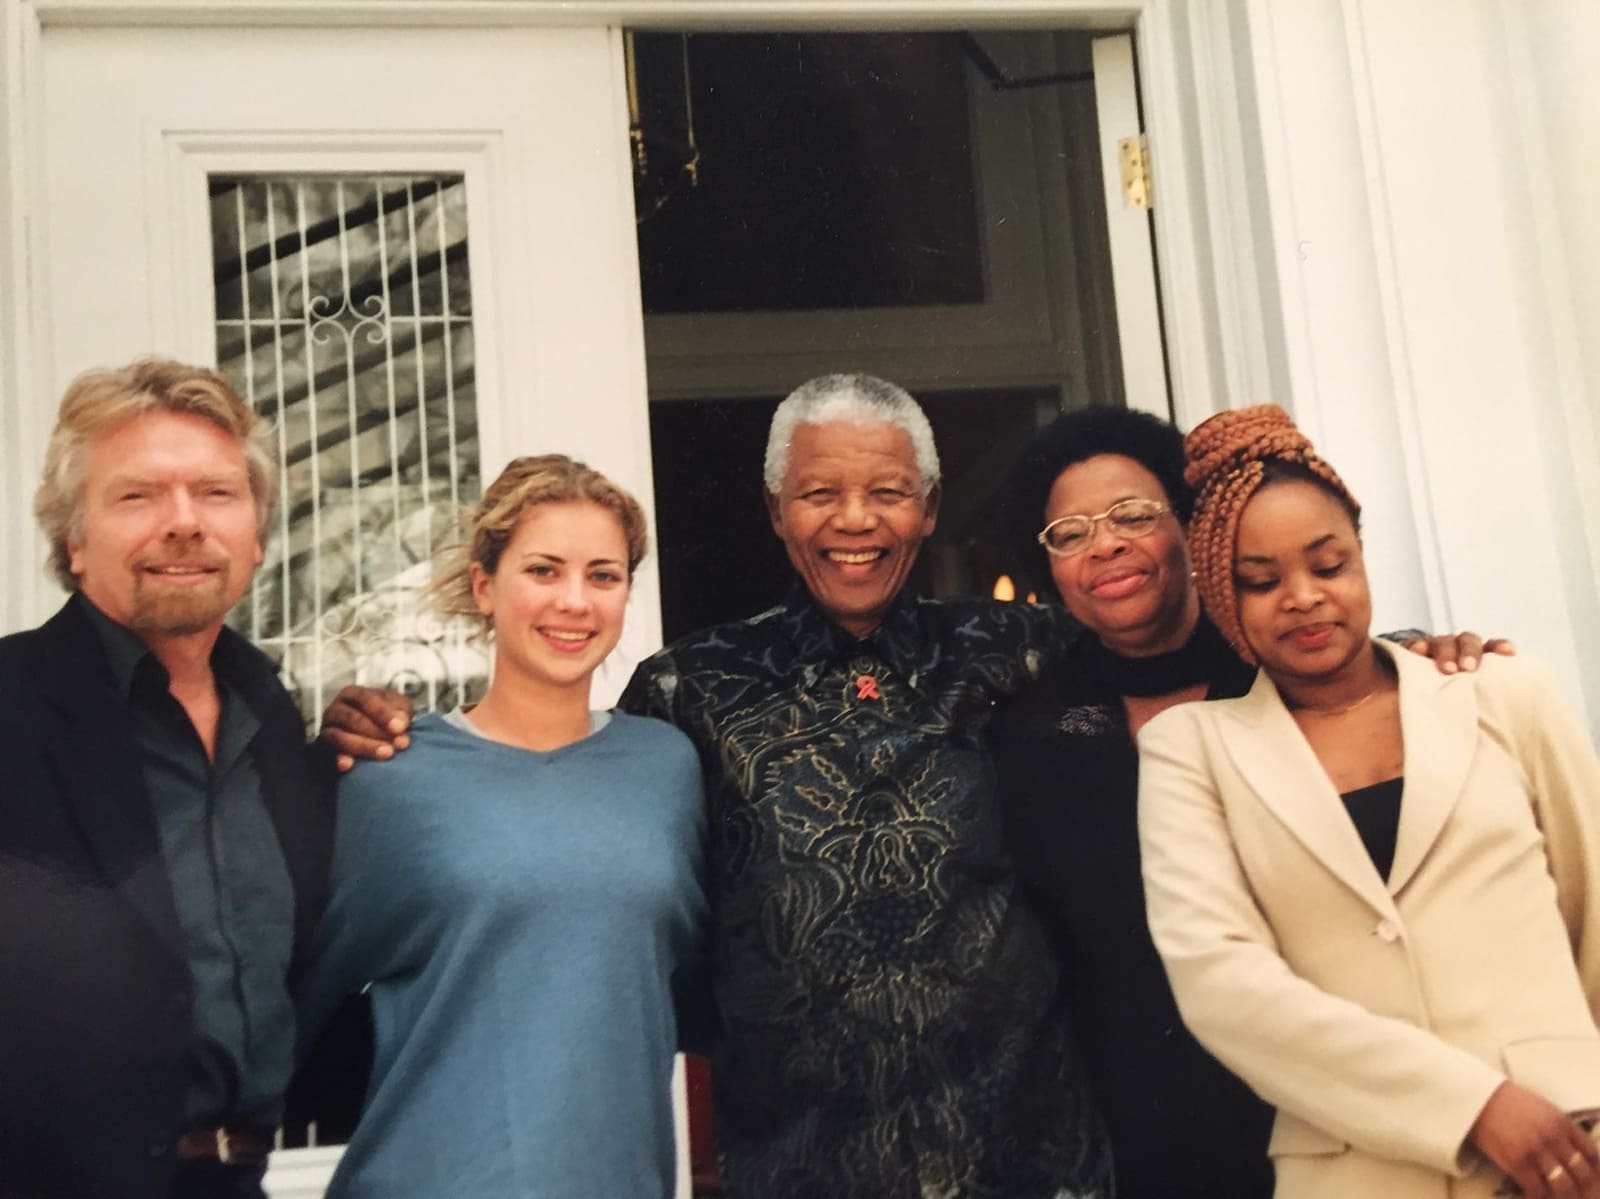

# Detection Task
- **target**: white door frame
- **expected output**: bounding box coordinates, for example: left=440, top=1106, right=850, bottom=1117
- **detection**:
left=1090, top=32, right=1166, bottom=418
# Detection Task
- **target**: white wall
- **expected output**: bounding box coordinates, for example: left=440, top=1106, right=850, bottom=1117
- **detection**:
left=1521, top=2, right=1600, bottom=472
left=0, top=3, right=42, bottom=629
left=1230, top=0, right=1599, bottom=731
left=1513, top=0, right=1600, bottom=686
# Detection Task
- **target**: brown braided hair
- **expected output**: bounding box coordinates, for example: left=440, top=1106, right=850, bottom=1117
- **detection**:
left=1182, top=405, right=1360, bottom=663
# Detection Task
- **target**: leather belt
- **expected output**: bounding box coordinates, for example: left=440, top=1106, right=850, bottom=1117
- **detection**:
left=174, top=1127, right=273, bottom=1165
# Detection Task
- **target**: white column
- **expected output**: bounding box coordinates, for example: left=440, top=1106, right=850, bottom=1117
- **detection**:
left=0, top=2, right=48, bottom=634
left=1234, top=0, right=1598, bottom=729
left=1509, top=0, right=1600, bottom=665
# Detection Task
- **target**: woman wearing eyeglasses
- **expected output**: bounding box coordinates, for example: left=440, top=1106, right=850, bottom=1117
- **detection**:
left=990, top=406, right=1276, bottom=1199
left=989, top=406, right=1502, bottom=1198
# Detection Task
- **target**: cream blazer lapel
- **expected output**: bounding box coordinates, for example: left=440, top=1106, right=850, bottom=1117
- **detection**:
left=1383, top=641, right=1477, bottom=895
left=1214, top=663, right=1398, bottom=920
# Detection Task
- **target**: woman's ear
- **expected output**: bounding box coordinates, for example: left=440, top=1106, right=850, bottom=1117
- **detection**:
left=468, top=561, right=494, bottom=621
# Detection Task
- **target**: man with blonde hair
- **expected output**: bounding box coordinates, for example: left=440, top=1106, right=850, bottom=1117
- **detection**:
left=0, top=358, right=335, bottom=1199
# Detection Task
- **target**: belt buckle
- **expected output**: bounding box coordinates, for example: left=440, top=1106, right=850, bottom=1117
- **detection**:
left=215, top=1127, right=234, bottom=1165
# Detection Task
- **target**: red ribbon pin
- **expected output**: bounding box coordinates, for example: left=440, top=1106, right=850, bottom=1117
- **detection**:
left=855, top=674, right=881, bottom=701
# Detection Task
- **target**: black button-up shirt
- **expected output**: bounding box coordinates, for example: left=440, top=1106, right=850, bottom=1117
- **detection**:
left=84, top=598, right=296, bottom=1129
left=621, top=587, right=1111, bottom=1199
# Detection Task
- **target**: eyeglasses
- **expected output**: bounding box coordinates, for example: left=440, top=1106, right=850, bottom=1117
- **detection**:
left=1036, top=498, right=1170, bottom=557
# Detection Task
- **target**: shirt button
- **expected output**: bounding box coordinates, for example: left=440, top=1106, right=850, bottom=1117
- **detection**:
left=1375, top=919, right=1401, bottom=943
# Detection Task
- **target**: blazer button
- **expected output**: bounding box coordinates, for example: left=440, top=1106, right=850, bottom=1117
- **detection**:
left=1375, top=919, right=1401, bottom=943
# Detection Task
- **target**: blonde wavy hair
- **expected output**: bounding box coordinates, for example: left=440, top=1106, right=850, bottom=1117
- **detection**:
left=431, top=454, right=649, bottom=633
left=33, top=358, right=276, bottom=590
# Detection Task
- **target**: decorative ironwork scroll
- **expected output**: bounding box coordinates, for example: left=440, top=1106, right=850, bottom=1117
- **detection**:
left=211, top=175, right=487, bottom=728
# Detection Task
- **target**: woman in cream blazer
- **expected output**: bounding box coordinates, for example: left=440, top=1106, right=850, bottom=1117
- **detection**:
left=1137, top=406, right=1600, bottom=1199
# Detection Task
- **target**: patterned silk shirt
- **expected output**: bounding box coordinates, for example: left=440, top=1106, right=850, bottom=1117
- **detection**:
left=620, top=587, right=1112, bottom=1199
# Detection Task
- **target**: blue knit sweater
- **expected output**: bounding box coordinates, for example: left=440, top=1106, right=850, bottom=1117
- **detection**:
left=296, top=711, right=708, bottom=1198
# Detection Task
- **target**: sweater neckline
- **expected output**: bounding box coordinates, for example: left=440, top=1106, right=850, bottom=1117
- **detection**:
left=433, top=706, right=620, bottom=760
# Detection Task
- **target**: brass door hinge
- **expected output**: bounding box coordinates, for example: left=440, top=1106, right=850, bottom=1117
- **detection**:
left=1119, top=135, right=1152, bottom=210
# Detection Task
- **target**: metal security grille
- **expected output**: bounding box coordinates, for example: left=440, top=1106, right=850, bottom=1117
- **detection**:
left=212, top=175, right=487, bottom=727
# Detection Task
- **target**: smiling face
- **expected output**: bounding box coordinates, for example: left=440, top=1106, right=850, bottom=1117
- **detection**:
left=1043, top=453, right=1196, bottom=656
left=470, top=499, right=630, bottom=698
left=766, top=420, right=938, bottom=639
left=1233, top=479, right=1372, bottom=683
left=68, top=410, right=264, bottom=642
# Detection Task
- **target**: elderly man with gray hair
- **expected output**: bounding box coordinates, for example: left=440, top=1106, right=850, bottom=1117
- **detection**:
left=0, top=358, right=336, bottom=1199
left=618, top=373, right=1110, bottom=1198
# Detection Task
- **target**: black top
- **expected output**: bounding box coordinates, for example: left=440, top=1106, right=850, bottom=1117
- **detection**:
left=1340, top=777, right=1405, bottom=882
left=83, top=598, right=297, bottom=1128
left=989, top=614, right=1277, bottom=1199
left=0, top=597, right=336, bottom=1199
left=622, top=587, right=1111, bottom=1199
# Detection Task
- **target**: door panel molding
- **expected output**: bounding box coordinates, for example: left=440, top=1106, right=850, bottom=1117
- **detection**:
left=153, top=132, right=509, bottom=406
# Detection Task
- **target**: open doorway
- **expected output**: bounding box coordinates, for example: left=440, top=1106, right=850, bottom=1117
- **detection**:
left=629, top=29, right=1161, bottom=640
left=626, top=28, right=1165, bottom=1191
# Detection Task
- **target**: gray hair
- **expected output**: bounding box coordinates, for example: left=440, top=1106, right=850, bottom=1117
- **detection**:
left=763, top=373, right=941, bottom=496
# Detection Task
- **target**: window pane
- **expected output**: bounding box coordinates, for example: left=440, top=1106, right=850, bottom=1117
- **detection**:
left=212, top=175, right=486, bottom=728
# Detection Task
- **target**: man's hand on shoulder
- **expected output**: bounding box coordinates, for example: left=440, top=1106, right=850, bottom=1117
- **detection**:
left=319, top=685, right=414, bottom=773
left=1400, top=631, right=1516, bottom=675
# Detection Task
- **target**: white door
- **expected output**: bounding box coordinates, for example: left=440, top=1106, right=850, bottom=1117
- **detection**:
left=27, top=21, right=685, bottom=1197
left=26, top=23, right=660, bottom=709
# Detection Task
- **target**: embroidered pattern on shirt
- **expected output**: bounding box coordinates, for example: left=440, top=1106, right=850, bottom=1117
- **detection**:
left=1057, top=704, right=1116, bottom=736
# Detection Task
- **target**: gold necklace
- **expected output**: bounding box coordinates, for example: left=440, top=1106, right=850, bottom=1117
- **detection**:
left=1291, top=687, right=1385, bottom=717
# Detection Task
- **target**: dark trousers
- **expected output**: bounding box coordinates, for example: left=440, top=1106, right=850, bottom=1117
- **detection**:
left=168, top=1159, right=268, bottom=1199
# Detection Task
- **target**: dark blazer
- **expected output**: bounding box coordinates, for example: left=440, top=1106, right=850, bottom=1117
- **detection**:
left=0, top=598, right=336, bottom=1199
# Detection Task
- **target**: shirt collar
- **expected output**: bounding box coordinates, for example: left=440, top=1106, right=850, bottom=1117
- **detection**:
left=74, top=591, right=260, bottom=700
left=76, top=592, right=162, bottom=699
left=776, top=583, right=927, bottom=676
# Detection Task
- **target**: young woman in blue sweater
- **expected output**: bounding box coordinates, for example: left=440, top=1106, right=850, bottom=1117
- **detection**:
left=295, top=455, right=709, bottom=1198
